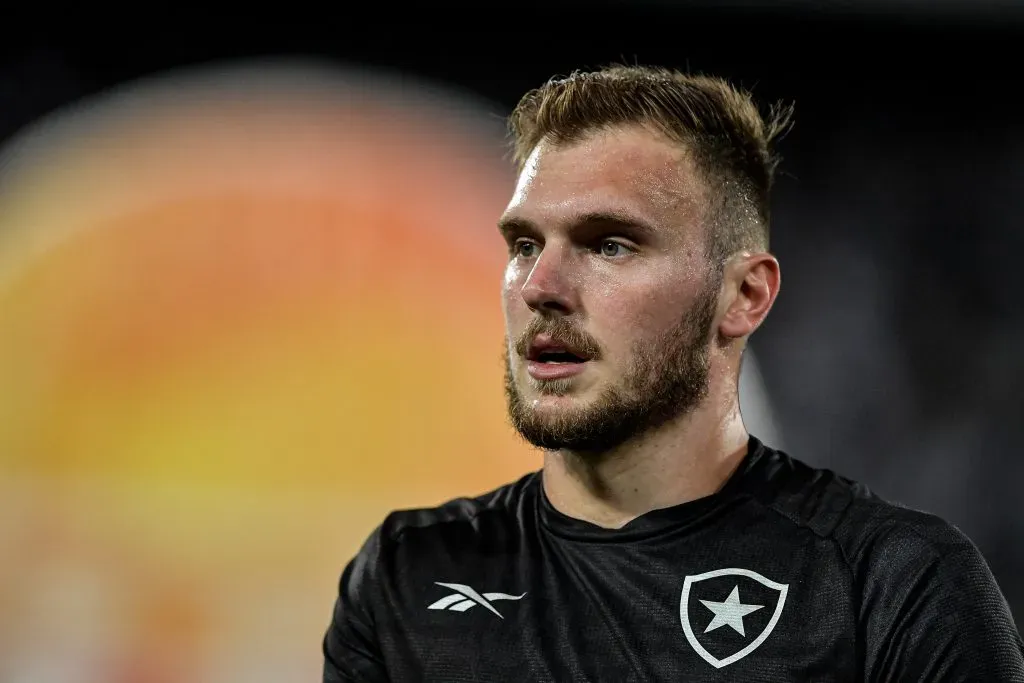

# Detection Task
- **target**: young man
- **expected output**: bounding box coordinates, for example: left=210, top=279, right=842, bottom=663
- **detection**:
left=322, top=66, right=1024, bottom=681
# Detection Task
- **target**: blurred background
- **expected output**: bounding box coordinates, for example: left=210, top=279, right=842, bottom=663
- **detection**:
left=0, top=5, right=1021, bottom=681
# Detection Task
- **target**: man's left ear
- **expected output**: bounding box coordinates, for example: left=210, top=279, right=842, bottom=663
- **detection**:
left=717, top=253, right=781, bottom=340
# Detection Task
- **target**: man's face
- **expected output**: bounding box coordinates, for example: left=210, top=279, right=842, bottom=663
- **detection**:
left=499, top=124, right=722, bottom=453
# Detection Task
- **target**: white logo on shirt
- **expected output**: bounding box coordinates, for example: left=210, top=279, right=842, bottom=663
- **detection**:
left=427, top=582, right=526, bottom=619
left=679, top=567, right=789, bottom=668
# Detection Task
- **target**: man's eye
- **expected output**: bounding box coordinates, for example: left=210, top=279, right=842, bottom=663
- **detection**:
left=514, top=240, right=538, bottom=258
left=600, top=240, right=629, bottom=257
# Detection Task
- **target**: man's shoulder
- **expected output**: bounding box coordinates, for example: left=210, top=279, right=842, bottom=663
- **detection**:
left=763, top=452, right=1024, bottom=680
left=374, top=471, right=540, bottom=549
left=834, top=479, right=979, bottom=576
left=755, top=444, right=977, bottom=568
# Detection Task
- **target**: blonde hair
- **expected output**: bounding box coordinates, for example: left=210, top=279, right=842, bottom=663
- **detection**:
left=508, top=65, right=793, bottom=262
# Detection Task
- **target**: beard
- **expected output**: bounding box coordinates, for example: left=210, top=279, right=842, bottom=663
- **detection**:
left=504, top=278, right=719, bottom=453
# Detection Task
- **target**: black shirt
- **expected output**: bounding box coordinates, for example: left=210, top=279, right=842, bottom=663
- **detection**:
left=322, top=437, right=1024, bottom=681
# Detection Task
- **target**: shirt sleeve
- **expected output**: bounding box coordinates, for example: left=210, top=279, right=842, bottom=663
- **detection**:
left=322, top=526, right=390, bottom=683
left=859, top=521, right=1024, bottom=682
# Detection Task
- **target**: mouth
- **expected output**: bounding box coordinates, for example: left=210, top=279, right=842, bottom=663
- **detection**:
left=529, top=349, right=588, bottom=364
left=524, top=336, right=594, bottom=380
left=526, top=337, right=592, bottom=364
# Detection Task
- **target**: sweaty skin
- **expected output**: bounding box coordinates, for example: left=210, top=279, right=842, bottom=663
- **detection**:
left=499, top=124, right=781, bottom=529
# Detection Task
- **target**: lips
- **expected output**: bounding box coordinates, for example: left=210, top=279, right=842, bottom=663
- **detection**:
left=526, top=334, right=592, bottom=364
left=523, top=333, right=594, bottom=381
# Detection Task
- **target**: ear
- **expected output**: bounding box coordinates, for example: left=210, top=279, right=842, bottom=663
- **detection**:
left=717, top=253, right=781, bottom=340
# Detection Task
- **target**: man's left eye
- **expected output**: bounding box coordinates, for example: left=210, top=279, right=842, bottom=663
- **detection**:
left=600, top=241, right=628, bottom=257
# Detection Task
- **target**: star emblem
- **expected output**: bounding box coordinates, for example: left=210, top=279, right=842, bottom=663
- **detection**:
left=699, top=585, right=764, bottom=637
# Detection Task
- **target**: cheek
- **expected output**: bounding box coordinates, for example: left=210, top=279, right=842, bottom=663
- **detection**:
left=590, top=296, right=649, bottom=357
left=501, top=262, right=526, bottom=321
left=502, top=261, right=521, bottom=293
left=590, top=281, right=687, bottom=345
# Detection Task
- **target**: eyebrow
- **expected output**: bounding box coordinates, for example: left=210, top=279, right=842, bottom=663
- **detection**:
left=497, top=210, right=658, bottom=239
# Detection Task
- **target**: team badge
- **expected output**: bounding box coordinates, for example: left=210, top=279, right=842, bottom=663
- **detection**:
left=679, top=567, right=789, bottom=668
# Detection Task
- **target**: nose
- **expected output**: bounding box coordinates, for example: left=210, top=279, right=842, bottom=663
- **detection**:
left=520, top=244, right=579, bottom=315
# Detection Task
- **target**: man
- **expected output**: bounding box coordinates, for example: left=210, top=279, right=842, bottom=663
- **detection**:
left=322, top=66, right=1024, bottom=681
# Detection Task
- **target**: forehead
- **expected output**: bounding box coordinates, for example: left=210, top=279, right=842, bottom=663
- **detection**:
left=504, top=125, right=706, bottom=234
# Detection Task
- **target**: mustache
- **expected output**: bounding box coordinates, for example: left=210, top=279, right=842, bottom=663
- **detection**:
left=513, top=317, right=602, bottom=360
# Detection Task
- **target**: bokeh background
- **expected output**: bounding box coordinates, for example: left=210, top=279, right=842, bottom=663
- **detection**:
left=1, top=6, right=1021, bottom=681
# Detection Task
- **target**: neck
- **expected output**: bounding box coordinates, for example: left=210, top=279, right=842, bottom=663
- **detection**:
left=541, top=378, right=749, bottom=529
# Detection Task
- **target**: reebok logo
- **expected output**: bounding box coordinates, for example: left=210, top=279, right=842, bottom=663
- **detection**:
left=427, top=582, right=526, bottom=619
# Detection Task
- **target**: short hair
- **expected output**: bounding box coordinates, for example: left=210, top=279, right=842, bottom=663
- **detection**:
left=507, top=65, right=793, bottom=265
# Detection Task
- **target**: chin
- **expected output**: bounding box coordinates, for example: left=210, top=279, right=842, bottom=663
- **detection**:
left=528, top=378, right=577, bottom=397
left=524, top=368, right=602, bottom=399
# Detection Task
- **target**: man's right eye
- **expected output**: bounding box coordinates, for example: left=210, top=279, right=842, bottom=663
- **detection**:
left=513, top=240, right=539, bottom=258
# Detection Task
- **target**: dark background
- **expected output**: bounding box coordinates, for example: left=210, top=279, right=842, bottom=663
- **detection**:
left=3, top=6, right=1021, bottom=625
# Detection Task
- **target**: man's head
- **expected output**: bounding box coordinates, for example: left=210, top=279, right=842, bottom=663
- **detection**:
left=500, top=65, right=789, bottom=453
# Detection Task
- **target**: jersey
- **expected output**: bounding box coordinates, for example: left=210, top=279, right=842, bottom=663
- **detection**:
left=322, top=436, right=1024, bottom=682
